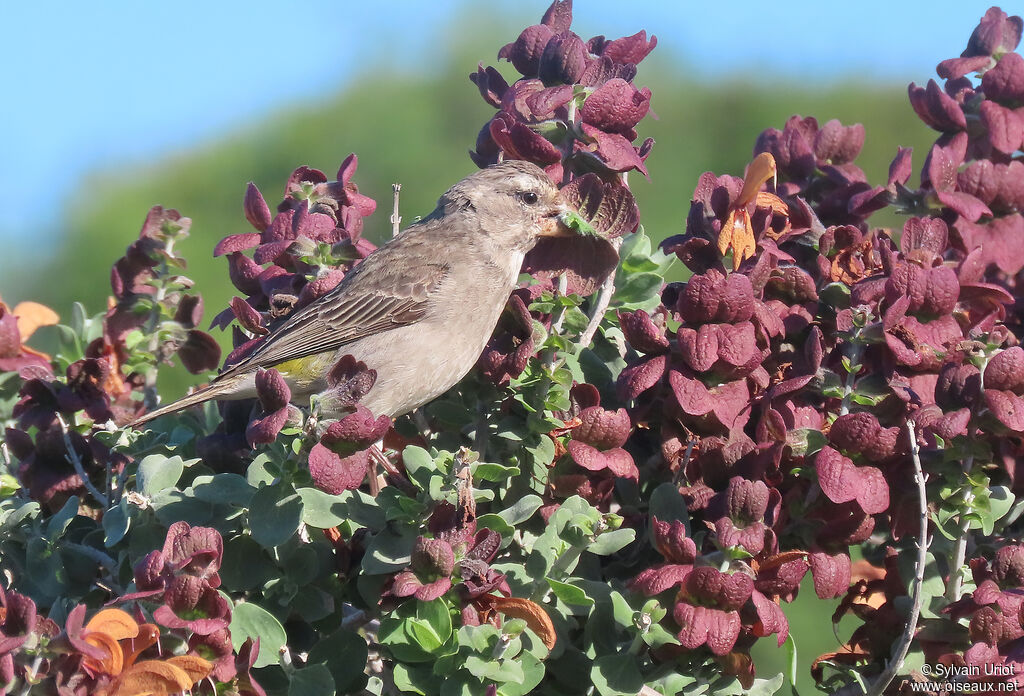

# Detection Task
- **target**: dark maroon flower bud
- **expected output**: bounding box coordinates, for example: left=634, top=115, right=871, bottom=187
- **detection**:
left=499, top=24, right=556, bottom=77
left=678, top=269, right=755, bottom=324
left=578, top=124, right=648, bottom=175
left=888, top=147, right=914, bottom=187
left=308, top=445, right=368, bottom=494
left=254, top=369, right=290, bottom=412
left=0, top=588, right=37, bottom=655
left=214, top=233, right=261, bottom=257
left=724, top=476, right=769, bottom=524
left=579, top=55, right=638, bottom=87
left=470, top=63, right=510, bottom=108
left=540, top=0, right=573, bottom=32
left=755, top=117, right=817, bottom=181
left=244, top=183, right=272, bottom=231
left=986, top=347, right=1024, bottom=393
left=538, top=31, right=587, bottom=86
left=562, top=174, right=640, bottom=238
left=651, top=517, right=696, bottom=564
left=764, top=266, right=818, bottom=303
left=225, top=252, right=264, bottom=298
left=411, top=536, right=455, bottom=578
left=813, top=119, right=864, bottom=165
left=982, top=51, right=1024, bottom=104
left=901, top=217, right=948, bottom=259
left=580, top=78, right=651, bottom=137
left=936, top=362, right=982, bottom=410
left=808, top=551, right=851, bottom=599
left=320, top=355, right=377, bottom=413
left=979, top=99, right=1024, bottom=155
left=815, top=446, right=889, bottom=515
left=964, top=7, right=1022, bottom=58
left=134, top=550, right=167, bottom=591
left=162, top=522, right=223, bottom=581
left=174, top=294, right=204, bottom=329
left=489, top=111, right=563, bottom=165
left=994, top=545, right=1024, bottom=587
left=567, top=440, right=638, bottom=479
left=908, top=80, right=967, bottom=132
left=178, top=330, right=222, bottom=375
left=685, top=566, right=754, bottom=611
left=574, top=406, right=631, bottom=449
left=830, top=413, right=901, bottom=463
left=617, top=309, right=669, bottom=354
left=630, top=563, right=692, bottom=596
left=968, top=606, right=1004, bottom=646
left=593, top=29, right=657, bottom=66
left=616, top=353, right=668, bottom=401
left=668, top=370, right=751, bottom=432
left=321, top=406, right=391, bottom=456
left=885, top=264, right=959, bottom=318
left=754, top=556, right=809, bottom=599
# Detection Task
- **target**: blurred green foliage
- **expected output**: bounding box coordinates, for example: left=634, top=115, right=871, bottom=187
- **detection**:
left=13, top=29, right=936, bottom=695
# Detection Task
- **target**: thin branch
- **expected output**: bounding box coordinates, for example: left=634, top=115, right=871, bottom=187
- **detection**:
left=947, top=356, right=985, bottom=601
left=56, top=414, right=108, bottom=507
left=391, top=183, right=402, bottom=237
left=579, top=273, right=616, bottom=348
left=863, top=420, right=928, bottom=696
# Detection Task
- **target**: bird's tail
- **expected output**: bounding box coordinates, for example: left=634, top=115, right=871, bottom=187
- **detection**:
left=129, top=376, right=248, bottom=428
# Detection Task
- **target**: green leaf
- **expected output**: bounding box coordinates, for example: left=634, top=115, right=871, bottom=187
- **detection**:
left=297, top=487, right=348, bottom=528
left=498, top=651, right=545, bottom=696
left=102, top=500, right=131, bottom=547
left=248, top=485, right=303, bottom=548
left=747, top=673, right=785, bottom=696
left=648, top=482, right=690, bottom=531
left=417, top=598, right=453, bottom=644
left=476, top=513, right=514, bottom=537
left=230, top=601, right=287, bottom=668
left=546, top=577, right=594, bottom=606
left=642, top=624, right=680, bottom=649
left=407, top=618, right=443, bottom=652
left=465, top=655, right=525, bottom=684
left=45, top=496, right=80, bottom=539
left=458, top=623, right=500, bottom=653
left=287, top=664, right=334, bottom=696
left=612, top=271, right=663, bottom=306
left=609, top=591, right=634, bottom=628
left=403, top=445, right=435, bottom=480
left=588, top=528, right=635, bottom=556
left=472, top=462, right=520, bottom=481
left=191, top=473, right=255, bottom=506
left=784, top=633, right=798, bottom=687
left=498, top=494, right=544, bottom=525
left=592, top=653, right=644, bottom=696
left=136, top=454, right=185, bottom=496
left=361, top=528, right=415, bottom=574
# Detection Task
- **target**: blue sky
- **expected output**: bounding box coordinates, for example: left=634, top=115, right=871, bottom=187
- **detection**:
left=0, top=1, right=1004, bottom=246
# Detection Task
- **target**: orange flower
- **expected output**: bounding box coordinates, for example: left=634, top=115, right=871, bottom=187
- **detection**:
left=0, top=296, right=58, bottom=369
left=78, top=608, right=212, bottom=696
left=474, top=595, right=557, bottom=650
left=717, top=153, right=789, bottom=271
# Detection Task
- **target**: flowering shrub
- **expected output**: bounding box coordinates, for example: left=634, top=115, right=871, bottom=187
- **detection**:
left=2, top=3, right=1024, bottom=695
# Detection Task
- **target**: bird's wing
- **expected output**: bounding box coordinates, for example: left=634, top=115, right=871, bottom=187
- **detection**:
left=217, top=237, right=450, bottom=378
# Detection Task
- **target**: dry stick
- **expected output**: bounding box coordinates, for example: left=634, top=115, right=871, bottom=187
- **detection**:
left=391, top=183, right=402, bottom=237
left=863, top=420, right=929, bottom=696
left=56, top=413, right=108, bottom=507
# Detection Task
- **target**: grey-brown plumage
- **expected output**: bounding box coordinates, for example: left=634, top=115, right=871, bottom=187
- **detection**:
left=132, top=160, right=574, bottom=426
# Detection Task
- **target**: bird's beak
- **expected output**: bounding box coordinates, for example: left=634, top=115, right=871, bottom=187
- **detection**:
left=537, top=198, right=575, bottom=237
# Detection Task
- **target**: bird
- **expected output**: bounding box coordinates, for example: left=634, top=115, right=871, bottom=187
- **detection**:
left=131, top=160, right=577, bottom=426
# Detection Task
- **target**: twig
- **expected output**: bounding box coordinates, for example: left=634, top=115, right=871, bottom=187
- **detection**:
left=549, top=273, right=569, bottom=337
left=391, top=183, right=402, bottom=237
left=579, top=273, right=616, bottom=348
left=672, top=437, right=696, bottom=486
left=56, top=413, right=108, bottom=507
left=863, top=421, right=928, bottom=696
left=946, top=357, right=985, bottom=602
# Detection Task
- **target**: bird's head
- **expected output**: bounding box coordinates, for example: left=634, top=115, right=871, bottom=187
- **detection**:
left=439, top=160, right=576, bottom=253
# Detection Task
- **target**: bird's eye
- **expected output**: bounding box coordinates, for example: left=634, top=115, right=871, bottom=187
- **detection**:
left=518, top=191, right=539, bottom=205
